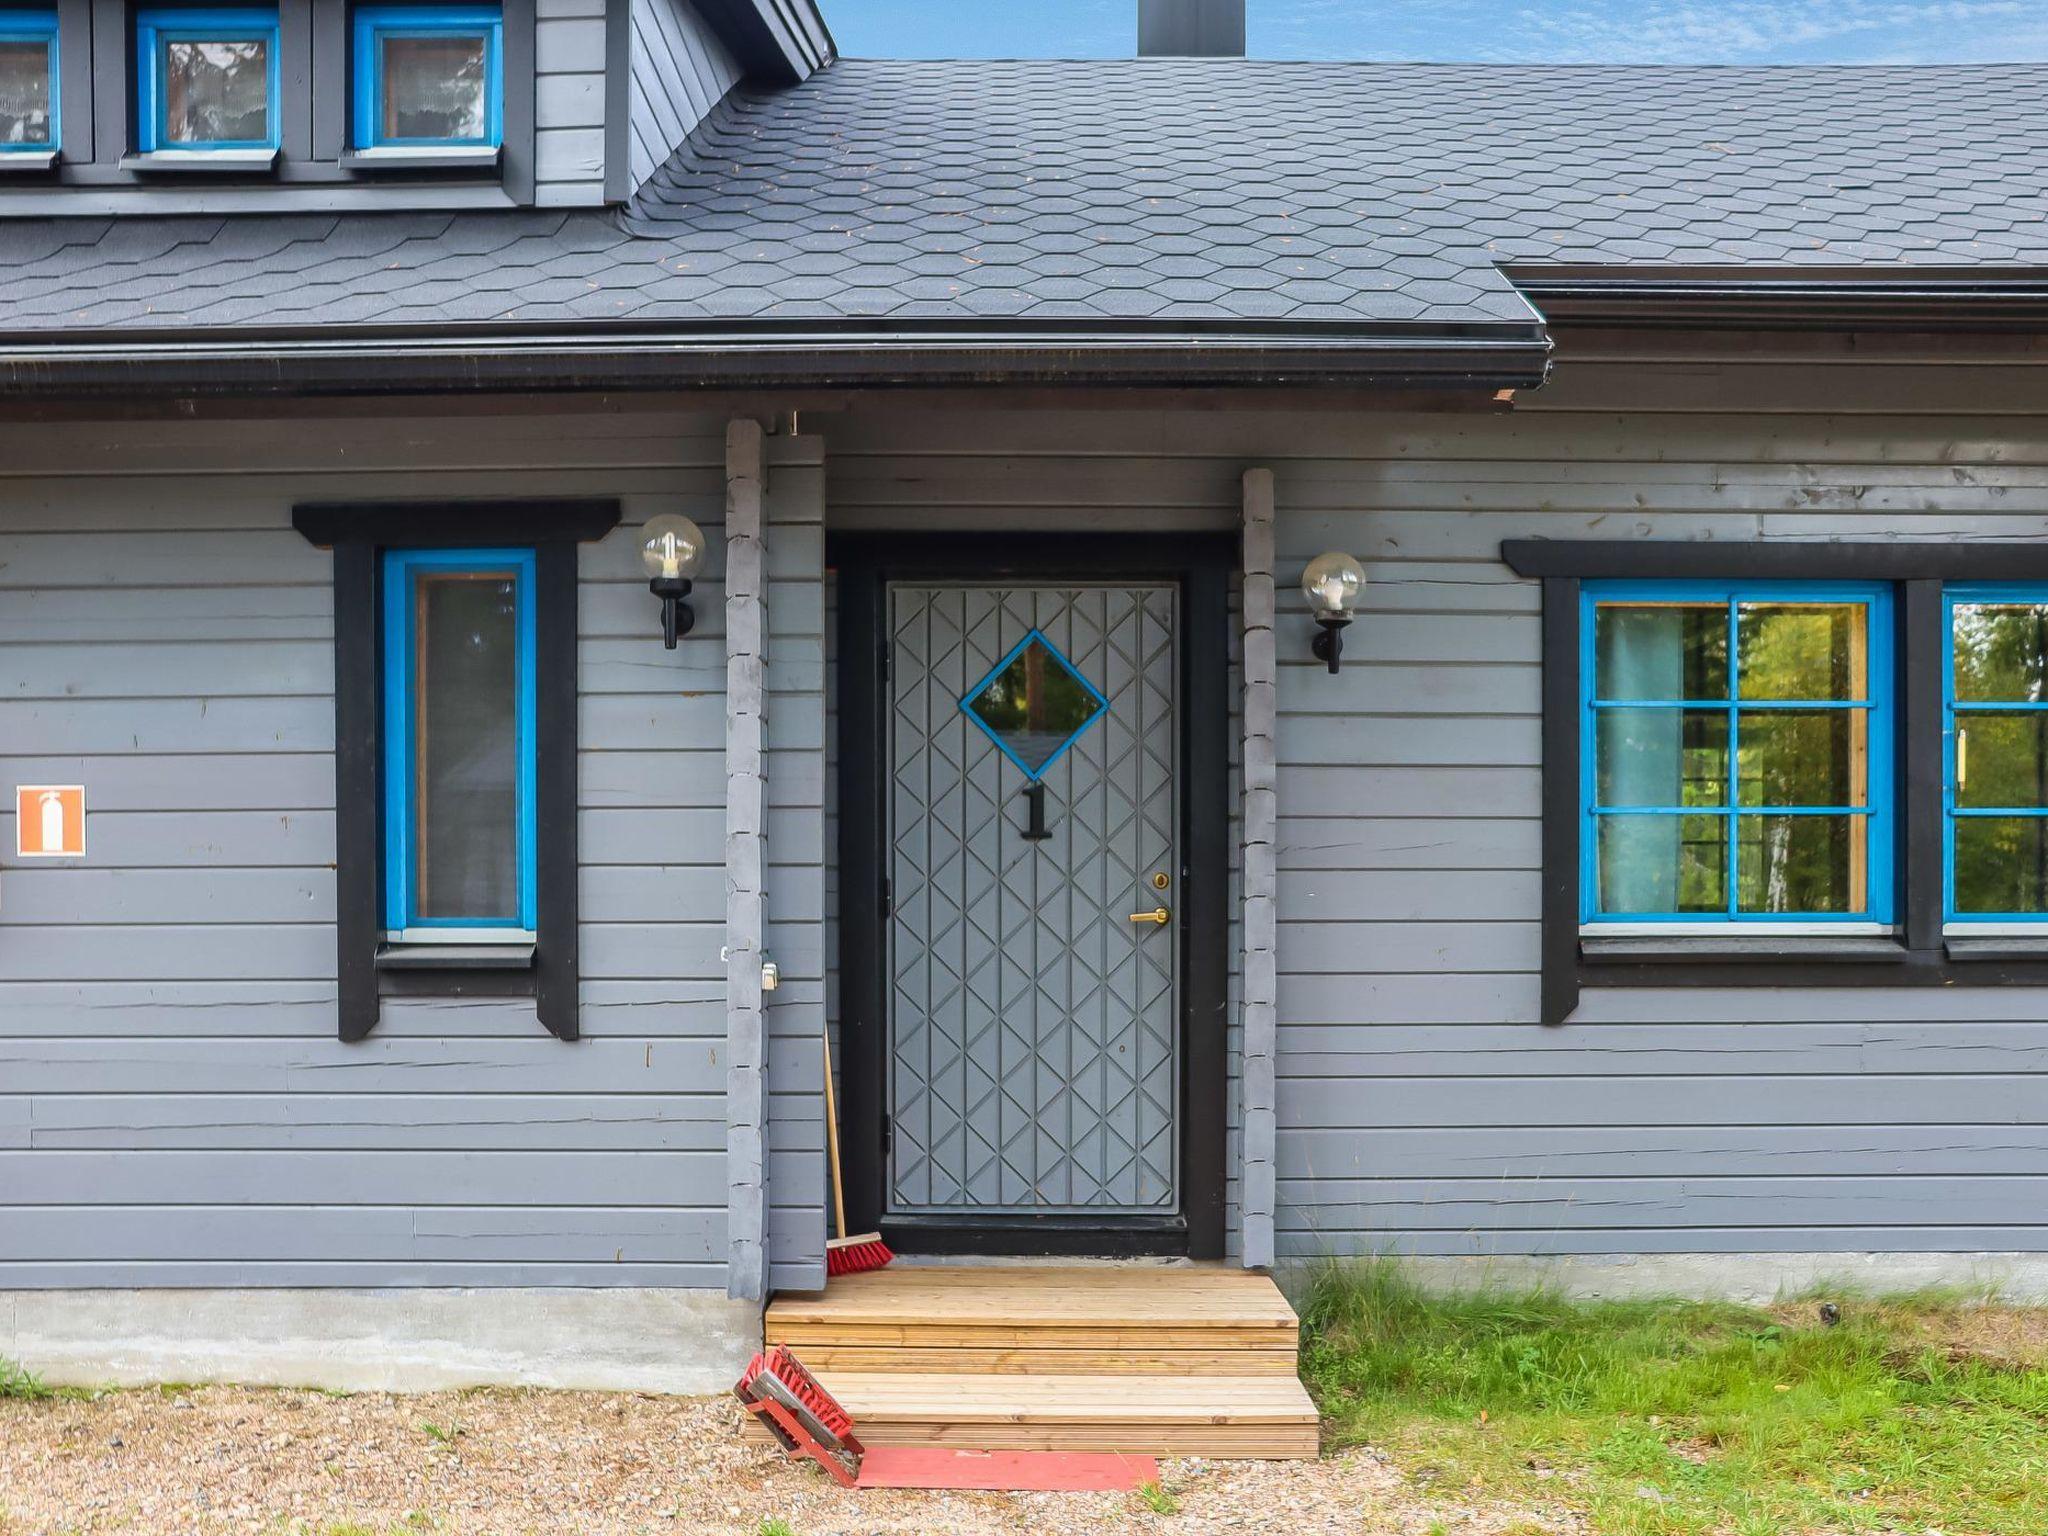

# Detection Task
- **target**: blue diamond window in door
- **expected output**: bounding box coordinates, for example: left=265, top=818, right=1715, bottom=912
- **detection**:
left=888, top=585, right=1179, bottom=1216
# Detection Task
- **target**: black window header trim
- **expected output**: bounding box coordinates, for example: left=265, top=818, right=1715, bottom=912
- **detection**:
left=1505, top=540, right=2048, bottom=582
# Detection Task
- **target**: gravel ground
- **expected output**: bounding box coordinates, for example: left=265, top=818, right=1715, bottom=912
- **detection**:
left=0, top=1386, right=1578, bottom=1536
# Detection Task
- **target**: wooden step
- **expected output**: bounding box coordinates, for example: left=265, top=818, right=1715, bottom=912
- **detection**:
left=765, top=1264, right=1301, bottom=1364
left=744, top=1371, right=1321, bottom=1460
left=757, top=1264, right=1318, bottom=1458
left=786, top=1344, right=1294, bottom=1375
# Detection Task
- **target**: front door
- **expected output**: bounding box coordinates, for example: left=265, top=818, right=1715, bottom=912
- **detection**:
left=885, top=583, right=1181, bottom=1222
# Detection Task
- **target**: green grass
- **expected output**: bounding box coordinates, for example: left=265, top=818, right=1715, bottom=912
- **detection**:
left=756, top=1519, right=799, bottom=1536
left=415, top=1421, right=463, bottom=1445
left=1133, top=1479, right=1180, bottom=1516
left=0, top=1358, right=49, bottom=1401
left=1300, top=1259, right=2048, bottom=1536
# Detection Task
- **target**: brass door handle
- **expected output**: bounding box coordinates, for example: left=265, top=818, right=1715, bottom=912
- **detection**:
left=1127, top=907, right=1170, bottom=926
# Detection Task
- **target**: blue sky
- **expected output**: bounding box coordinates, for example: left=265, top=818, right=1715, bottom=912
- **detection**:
left=825, top=2, right=2048, bottom=63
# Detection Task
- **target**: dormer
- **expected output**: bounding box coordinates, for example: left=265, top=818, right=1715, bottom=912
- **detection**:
left=0, top=0, right=830, bottom=213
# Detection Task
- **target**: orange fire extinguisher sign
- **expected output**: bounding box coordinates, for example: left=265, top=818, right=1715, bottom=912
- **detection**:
left=15, top=785, right=85, bottom=859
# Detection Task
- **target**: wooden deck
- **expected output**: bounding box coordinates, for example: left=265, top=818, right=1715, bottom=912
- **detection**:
left=758, top=1263, right=1320, bottom=1459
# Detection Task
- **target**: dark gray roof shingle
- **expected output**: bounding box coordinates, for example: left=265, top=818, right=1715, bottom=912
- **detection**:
left=2, top=58, right=2046, bottom=339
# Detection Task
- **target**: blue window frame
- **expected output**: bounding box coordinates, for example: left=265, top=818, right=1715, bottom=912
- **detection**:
left=1582, top=581, right=1894, bottom=926
left=1943, top=585, right=2048, bottom=925
left=352, top=4, right=502, bottom=150
left=0, top=9, right=59, bottom=152
left=135, top=7, right=281, bottom=152
left=381, top=548, right=537, bottom=936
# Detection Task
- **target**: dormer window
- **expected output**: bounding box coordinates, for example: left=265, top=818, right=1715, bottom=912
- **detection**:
left=135, top=7, right=280, bottom=156
left=0, top=9, right=58, bottom=156
left=351, top=5, right=502, bottom=159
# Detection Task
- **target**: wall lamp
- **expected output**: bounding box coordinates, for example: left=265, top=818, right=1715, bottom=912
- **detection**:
left=1302, top=551, right=1366, bottom=674
left=639, top=513, right=705, bottom=649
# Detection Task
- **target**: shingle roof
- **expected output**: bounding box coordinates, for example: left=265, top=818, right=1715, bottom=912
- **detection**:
left=1, top=59, right=2044, bottom=356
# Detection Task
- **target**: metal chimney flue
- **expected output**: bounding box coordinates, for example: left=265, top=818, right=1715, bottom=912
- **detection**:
left=1138, top=0, right=1246, bottom=57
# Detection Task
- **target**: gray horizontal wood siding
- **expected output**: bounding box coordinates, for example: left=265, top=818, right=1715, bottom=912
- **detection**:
left=626, top=0, right=742, bottom=195
left=826, top=343, right=2048, bottom=1261
left=0, top=406, right=747, bottom=1289
left=535, top=0, right=612, bottom=205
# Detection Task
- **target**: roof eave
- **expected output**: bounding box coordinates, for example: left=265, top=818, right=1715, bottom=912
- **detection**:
left=1511, top=267, right=2048, bottom=332
left=0, top=323, right=1554, bottom=398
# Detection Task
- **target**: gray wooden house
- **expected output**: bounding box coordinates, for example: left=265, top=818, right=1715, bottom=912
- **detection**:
left=4, top=0, right=2048, bottom=1440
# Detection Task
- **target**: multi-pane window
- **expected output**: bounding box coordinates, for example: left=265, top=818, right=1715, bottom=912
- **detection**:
left=0, top=9, right=58, bottom=152
left=1583, top=583, right=1894, bottom=926
left=381, top=548, right=536, bottom=939
left=1946, top=588, right=2048, bottom=924
left=352, top=5, right=501, bottom=150
left=135, top=7, right=281, bottom=152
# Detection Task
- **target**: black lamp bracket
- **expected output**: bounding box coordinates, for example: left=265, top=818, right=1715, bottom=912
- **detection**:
left=651, top=576, right=695, bottom=650
left=1310, top=614, right=1351, bottom=674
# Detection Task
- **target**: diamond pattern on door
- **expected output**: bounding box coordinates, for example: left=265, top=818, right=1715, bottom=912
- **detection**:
left=888, top=585, right=1179, bottom=1215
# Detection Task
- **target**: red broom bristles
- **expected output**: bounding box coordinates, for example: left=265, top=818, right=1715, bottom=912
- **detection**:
left=825, top=1233, right=894, bottom=1276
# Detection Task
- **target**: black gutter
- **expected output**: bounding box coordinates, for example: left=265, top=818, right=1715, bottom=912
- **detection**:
left=0, top=319, right=1553, bottom=397
left=1511, top=266, right=2048, bottom=332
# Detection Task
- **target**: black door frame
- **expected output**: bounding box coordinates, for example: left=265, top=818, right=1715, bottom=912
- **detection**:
left=832, top=532, right=1233, bottom=1260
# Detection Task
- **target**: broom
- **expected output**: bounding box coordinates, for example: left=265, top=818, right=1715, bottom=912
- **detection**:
left=822, top=1033, right=893, bottom=1277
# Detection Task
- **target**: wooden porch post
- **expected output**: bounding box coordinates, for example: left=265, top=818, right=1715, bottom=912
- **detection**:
left=726, top=418, right=769, bottom=1303
left=1240, top=467, right=1279, bottom=1270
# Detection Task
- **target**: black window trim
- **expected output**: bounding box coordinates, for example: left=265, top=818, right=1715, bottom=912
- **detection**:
left=1504, top=539, right=2048, bottom=1023
left=294, top=498, right=619, bottom=1042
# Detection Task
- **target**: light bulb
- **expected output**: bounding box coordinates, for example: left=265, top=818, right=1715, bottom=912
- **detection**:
left=639, top=513, right=705, bottom=583
left=1301, top=551, right=1365, bottom=619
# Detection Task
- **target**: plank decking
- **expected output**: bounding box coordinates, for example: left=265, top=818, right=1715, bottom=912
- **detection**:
left=758, top=1264, right=1320, bottom=1459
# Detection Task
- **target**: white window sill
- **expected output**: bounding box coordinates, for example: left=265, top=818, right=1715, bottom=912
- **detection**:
left=1581, top=932, right=1905, bottom=964
left=387, top=927, right=536, bottom=945
left=377, top=933, right=536, bottom=971
left=341, top=144, right=502, bottom=172
left=0, top=150, right=58, bottom=173
left=120, top=149, right=281, bottom=174
left=1582, top=922, right=1891, bottom=938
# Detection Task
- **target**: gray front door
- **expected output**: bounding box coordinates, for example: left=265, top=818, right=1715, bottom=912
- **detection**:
left=887, top=583, right=1180, bottom=1217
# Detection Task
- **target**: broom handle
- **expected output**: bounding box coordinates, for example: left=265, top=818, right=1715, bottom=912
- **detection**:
left=821, top=1031, right=850, bottom=1242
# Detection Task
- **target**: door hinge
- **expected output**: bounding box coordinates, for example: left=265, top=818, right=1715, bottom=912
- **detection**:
left=881, top=641, right=892, bottom=683
left=879, top=876, right=892, bottom=920
left=881, top=1112, right=893, bottom=1155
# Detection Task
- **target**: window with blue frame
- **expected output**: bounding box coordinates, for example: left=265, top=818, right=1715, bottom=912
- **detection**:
left=0, top=9, right=58, bottom=152
left=381, top=548, right=537, bottom=939
left=1945, top=587, right=2048, bottom=925
left=1583, top=582, right=1894, bottom=927
left=135, top=7, right=281, bottom=151
left=352, top=5, right=502, bottom=150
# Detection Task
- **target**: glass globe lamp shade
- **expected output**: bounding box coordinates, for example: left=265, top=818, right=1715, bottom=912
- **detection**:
left=1301, top=551, right=1366, bottom=619
left=639, top=514, right=705, bottom=583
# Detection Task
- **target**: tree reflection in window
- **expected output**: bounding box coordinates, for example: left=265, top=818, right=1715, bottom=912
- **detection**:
left=1949, top=599, right=2048, bottom=917
left=961, top=631, right=1109, bottom=780
left=1587, top=587, right=1889, bottom=923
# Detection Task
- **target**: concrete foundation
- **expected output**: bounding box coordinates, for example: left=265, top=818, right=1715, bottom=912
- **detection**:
left=2, top=1288, right=762, bottom=1393
left=1274, top=1252, right=2048, bottom=1306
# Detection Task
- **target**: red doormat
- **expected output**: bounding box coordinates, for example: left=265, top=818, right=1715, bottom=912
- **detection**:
left=853, top=1446, right=1161, bottom=1492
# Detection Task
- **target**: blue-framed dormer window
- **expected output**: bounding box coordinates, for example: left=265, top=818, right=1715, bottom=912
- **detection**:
left=352, top=5, right=502, bottom=151
left=1944, top=586, right=2048, bottom=928
left=1582, top=581, right=1895, bottom=930
left=381, top=548, right=537, bottom=940
left=135, top=7, right=281, bottom=152
left=0, top=10, right=59, bottom=152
